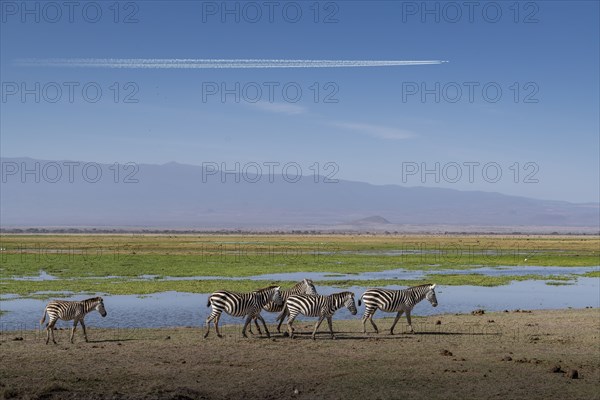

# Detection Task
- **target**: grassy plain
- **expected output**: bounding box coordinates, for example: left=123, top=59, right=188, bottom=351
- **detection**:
left=1, top=234, right=598, bottom=298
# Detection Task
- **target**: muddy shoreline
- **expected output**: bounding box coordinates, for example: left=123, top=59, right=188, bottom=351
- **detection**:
left=1, top=308, right=599, bottom=399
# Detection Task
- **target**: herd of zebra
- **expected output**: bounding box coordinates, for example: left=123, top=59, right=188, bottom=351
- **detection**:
left=40, top=280, right=438, bottom=344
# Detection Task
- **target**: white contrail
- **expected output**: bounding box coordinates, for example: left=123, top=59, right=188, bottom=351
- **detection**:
left=15, top=58, right=447, bottom=69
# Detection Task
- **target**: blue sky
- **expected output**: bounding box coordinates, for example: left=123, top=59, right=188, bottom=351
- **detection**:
left=1, top=0, right=598, bottom=203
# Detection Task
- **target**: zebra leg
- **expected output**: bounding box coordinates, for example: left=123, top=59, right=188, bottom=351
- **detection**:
left=369, top=314, right=379, bottom=333
left=80, top=320, right=89, bottom=342
left=361, top=310, right=372, bottom=334
left=311, top=316, right=326, bottom=340
left=48, top=319, right=58, bottom=344
left=203, top=318, right=211, bottom=338
left=362, top=308, right=379, bottom=334
left=204, top=311, right=218, bottom=338
left=256, top=314, right=270, bottom=338
left=276, top=309, right=287, bottom=333
left=50, top=326, right=57, bottom=345
left=45, top=323, right=51, bottom=345
left=214, top=314, right=223, bottom=338
left=251, top=317, right=262, bottom=335
left=287, top=313, right=298, bottom=339
left=247, top=317, right=258, bottom=335
left=390, top=311, right=405, bottom=335
left=70, top=320, right=78, bottom=344
left=406, top=311, right=414, bottom=333
left=242, top=315, right=253, bottom=338
left=326, top=316, right=336, bottom=340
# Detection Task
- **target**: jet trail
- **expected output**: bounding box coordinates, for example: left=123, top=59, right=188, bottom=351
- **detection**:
left=15, top=58, right=447, bottom=69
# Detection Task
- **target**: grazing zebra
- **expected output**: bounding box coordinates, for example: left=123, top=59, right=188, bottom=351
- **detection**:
left=359, top=283, right=438, bottom=335
left=40, top=297, right=107, bottom=344
left=249, top=279, right=318, bottom=335
left=204, top=285, right=283, bottom=338
left=286, top=291, right=357, bottom=340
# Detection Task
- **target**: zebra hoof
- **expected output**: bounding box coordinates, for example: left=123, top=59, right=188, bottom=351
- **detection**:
left=217, top=334, right=224, bottom=339
left=331, top=335, right=336, bottom=340
left=282, top=332, right=289, bottom=337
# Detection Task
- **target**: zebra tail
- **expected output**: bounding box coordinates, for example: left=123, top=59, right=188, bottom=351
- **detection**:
left=206, top=297, right=211, bottom=307
left=40, top=308, right=47, bottom=325
left=358, top=299, right=362, bottom=306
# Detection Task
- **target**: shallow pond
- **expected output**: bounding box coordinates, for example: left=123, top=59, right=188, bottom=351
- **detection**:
left=1, top=277, right=598, bottom=332
left=6, top=265, right=598, bottom=282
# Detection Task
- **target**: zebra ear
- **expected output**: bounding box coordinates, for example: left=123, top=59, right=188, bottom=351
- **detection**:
left=431, top=284, right=436, bottom=289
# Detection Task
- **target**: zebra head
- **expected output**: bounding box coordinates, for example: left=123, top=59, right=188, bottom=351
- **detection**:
left=426, top=284, right=438, bottom=307
left=271, top=286, right=283, bottom=306
left=344, top=292, right=358, bottom=315
left=303, top=279, right=318, bottom=295
left=254, top=286, right=283, bottom=307
left=255, top=286, right=283, bottom=307
left=95, top=297, right=107, bottom=317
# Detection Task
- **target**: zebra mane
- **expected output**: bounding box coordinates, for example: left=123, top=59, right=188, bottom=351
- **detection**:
left=253, top=285, right=278, bottom=293
left=292, top=279, right=314, bottom=289
left=403, top=284, right=434, bottom=304
left=406, top=283, right=434, bottom=291
left=291, top=280, right=306, bottom=289
left=84, top=297, right=103, bottom=303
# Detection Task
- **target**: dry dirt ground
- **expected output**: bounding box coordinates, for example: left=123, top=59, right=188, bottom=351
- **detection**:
left=1, top=309, right=599, bottom=399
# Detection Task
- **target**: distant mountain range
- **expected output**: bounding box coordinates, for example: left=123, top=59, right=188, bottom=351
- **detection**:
left=1, top=157, right=598, bottom=232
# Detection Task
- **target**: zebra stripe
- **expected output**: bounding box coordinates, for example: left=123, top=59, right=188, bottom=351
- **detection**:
left=204, top=285, right=282, bottom=338
left=40, top=297, right=107, bottom=344
left=286, top=291, right=357, bottom=340
left=249, top=279, right=317, bottom=335
left=359, top=283, right=438, bottom=334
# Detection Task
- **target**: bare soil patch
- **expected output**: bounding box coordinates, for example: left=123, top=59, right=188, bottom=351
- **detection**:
left=1, top=309, right=599, bottom=399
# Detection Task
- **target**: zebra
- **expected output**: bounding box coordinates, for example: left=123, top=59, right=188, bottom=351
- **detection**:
left=249, top=279, right=318, bottom=335
left=204, top=285, right=283, bottom=338
left=359, top=283, right=438, bottom=335
left=40, top=297, right=107, bottom=344
left=286, top=291, right=357, bottom=340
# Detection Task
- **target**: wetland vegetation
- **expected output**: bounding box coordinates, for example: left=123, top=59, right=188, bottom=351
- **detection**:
left=1, top=234, right=598, bottom=299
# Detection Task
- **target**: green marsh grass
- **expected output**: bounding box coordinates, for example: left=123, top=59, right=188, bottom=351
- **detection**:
left=1, top=234, right=597, bottom=298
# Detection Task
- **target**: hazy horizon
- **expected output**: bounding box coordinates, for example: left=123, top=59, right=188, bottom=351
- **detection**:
left=2, top=155, right=599, bottom=206
left=2, top=156, right=598, bottom=230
